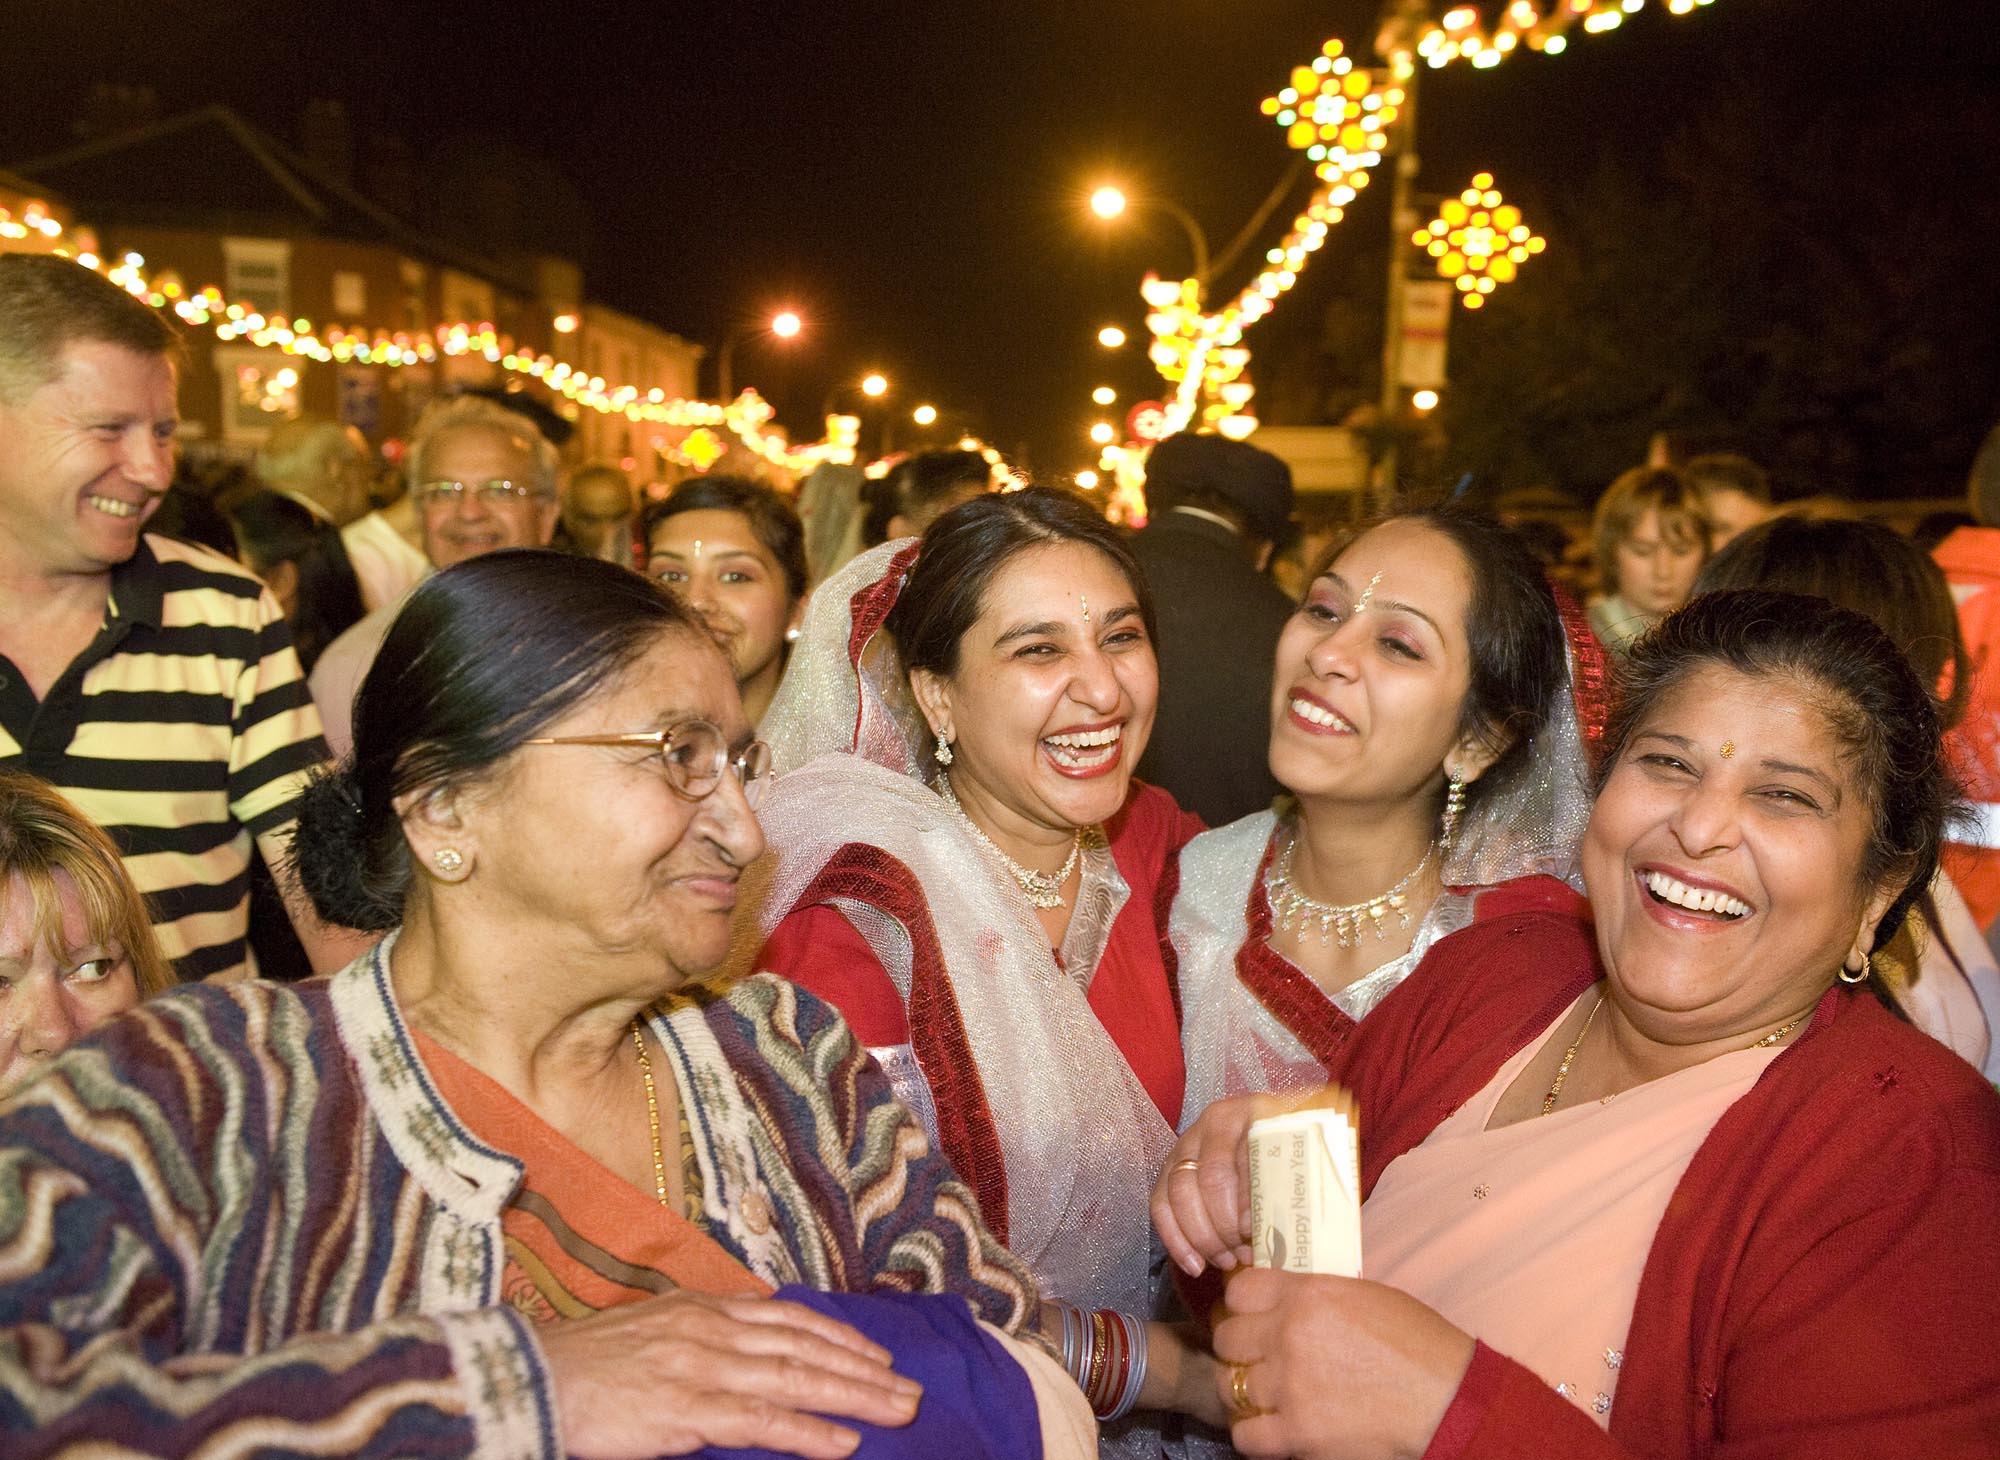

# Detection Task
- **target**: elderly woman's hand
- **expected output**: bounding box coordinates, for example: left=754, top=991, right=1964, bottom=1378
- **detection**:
left=542, top=1289, right=925, bottom=1459
left=1213, top=1268, right=1476, bottom=1460
left=1152, top=1088, right=1326, bottom=1277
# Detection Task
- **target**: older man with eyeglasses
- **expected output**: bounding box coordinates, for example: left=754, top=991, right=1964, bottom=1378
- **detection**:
left=310, top=395, right=561, bottom=758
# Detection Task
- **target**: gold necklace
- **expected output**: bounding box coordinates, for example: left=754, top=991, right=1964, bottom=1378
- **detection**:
left=937, top=773, right=1084, bottom=910
left=1267, top=825, right=1436, bottom=948
left=1541, top=995, right=1807, bottom=1117
left=631, top=1021, right=669, bottom=1208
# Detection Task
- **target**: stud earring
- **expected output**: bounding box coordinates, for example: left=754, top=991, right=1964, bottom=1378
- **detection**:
left=785, top=626, right=802, bottom=643
left=1438, top=773, right=1466, bottom=850
left=933, top=730, right=954, bottom=767
left=1838, top=952, right=1872, bottom=985
left=433, top=847, right=465, bottom=874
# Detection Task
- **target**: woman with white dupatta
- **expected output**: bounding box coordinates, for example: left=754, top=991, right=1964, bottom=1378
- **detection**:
left=1174, top=508, right=1599, bottom=1124
left=736, top=489, right=1225, bottom=1452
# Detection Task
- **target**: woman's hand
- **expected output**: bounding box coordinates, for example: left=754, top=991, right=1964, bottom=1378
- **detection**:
left=1152, top=1090, right=1313, bottom=1277
left=541, top=1289, right=924, bottom=1459
left=1213, top=1268, right=1476, bottom=1460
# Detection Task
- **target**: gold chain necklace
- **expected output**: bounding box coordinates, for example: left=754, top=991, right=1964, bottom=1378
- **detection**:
left=631, top=1022, right=669, bottom=1207
left=1541, top=995, right=1807, bottom=1117
left=1267, top=825, right=1436, bottom=948
left=937, top=773, right=1084, bottom=910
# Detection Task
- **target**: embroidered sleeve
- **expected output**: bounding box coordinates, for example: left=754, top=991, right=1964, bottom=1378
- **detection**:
left=742, top=977, right=1041, bottom=1336
left=0, top=995, right=559, bottom=1460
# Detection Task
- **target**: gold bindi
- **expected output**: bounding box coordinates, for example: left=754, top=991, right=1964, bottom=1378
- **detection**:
left=691, top=539, right=704, bottom=560
left=1352, top=570, right=1383, bottom=615
left=1720, top=740, right=1736, bottom=758
left=1080, top=593, right=1091, bottom=623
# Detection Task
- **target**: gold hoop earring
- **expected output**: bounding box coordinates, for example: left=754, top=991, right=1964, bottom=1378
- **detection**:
left=1838, top=952, right=1872, bottom=985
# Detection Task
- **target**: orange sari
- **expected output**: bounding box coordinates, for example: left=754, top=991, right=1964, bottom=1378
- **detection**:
left=413, top=1028, right=771, bottom=1323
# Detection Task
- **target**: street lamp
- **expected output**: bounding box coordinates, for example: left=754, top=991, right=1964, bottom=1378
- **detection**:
left=912, top=403, right=938, bottom=426
left=716, top=310, right=805, bottom=401
left=1097, top=325, right=1128, bottom=350
left=1089, top=422, right=1115, bottom=445
left=1087, top=182, right=1212, bottom=288
left=861, top=372, right=889, bottom=398
left=1091, top=386, right=1117, bottom=406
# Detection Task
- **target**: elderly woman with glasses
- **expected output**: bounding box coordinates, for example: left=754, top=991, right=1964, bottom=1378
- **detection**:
left=0, top=551, right=1096, bottom=1460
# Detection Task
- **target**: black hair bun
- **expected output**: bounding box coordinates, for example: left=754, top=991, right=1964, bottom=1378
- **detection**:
left=290, top=767, right=403, bottom=932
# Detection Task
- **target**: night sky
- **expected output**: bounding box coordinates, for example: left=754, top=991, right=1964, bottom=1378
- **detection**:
left=4, top=0, right=1994, bottom=486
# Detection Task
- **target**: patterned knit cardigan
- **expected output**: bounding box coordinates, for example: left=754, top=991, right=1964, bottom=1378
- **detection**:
left=0, top=938, right=1039, bottom=1459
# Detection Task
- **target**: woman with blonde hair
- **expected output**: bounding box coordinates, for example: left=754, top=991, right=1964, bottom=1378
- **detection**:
left=1587, top=466, right=1711, bottom=654
left=0, top=772, right=172, bottom=1091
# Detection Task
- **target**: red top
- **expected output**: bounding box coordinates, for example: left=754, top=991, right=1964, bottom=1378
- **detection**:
left=757, top=782, right=1202, bottom=1131
left=1331, top=901, right=2000, bottom=1460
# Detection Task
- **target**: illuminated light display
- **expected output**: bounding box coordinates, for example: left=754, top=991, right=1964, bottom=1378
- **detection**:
left=1414, top=172, right=1545, bottom=309
left=1133, top=1, right=1720, bottom=411
left=0, top=209, right=855, bottom=473
left=1411, top=0, right=1715, bottom=71
left=672, top=426, right=730, bottom=471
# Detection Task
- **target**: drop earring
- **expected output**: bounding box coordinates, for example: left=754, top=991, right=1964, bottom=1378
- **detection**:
left=934, top=729, right=954, bottom=767
left=1438, top=773, right=1466, bottom=850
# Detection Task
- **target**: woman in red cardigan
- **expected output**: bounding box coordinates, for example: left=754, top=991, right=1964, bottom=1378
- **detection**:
left=1156, top=588, right=2000, bottom=1459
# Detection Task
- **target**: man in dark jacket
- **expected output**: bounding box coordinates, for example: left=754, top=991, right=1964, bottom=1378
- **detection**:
left=1129, top=432, right=1295, bottom=825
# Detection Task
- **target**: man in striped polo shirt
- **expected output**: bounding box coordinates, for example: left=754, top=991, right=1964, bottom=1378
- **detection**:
left=0, top=254, right=366, bottom=980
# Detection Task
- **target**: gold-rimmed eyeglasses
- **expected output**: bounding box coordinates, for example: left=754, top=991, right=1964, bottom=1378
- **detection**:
left=523, top=718, right=774, bottom=808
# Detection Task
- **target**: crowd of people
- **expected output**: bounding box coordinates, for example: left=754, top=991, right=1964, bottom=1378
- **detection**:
left=2, top=247, right=1998, bottom=1460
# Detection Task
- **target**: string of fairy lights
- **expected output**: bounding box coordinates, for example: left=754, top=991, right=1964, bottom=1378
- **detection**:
left=1134, top=0, right=1724, bottom=428
left=0, top=200, right=857, bottom=474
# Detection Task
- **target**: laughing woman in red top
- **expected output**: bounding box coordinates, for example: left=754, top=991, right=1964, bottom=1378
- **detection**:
left=743, top=489, right=1218, bottom=1449
left=1157, top=590, right=2000, bottom=1459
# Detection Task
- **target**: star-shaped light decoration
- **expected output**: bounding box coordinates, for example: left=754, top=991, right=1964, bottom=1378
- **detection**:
left=1413, top=172, right=1545, bottom=309
left=676, top=426, right=729, bottom=471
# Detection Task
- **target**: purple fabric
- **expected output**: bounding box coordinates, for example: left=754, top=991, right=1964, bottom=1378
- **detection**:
left=703, top=1286, right=1043, bottom=1460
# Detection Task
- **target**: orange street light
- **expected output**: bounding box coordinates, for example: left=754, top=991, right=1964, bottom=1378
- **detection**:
left=717, top=310, right=806, bottom=400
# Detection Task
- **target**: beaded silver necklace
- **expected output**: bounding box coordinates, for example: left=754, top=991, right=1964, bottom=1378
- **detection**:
left=1267, top=825, right=1436, bottom=948
left=937, top=774, right=1083, bottom=910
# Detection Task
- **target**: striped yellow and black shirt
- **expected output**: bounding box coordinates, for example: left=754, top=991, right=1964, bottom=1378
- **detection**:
left=0, top=535, right=329, bottom=980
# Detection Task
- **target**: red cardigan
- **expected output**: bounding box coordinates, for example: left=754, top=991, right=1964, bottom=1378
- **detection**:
left=1329, top=890, right=2000, bottom=1459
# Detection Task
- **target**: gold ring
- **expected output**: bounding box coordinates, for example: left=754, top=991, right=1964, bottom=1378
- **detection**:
left=1172, top=1158, right=1202, bottom=1174
left=1227, top=1361, right=1258, bottom=1420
